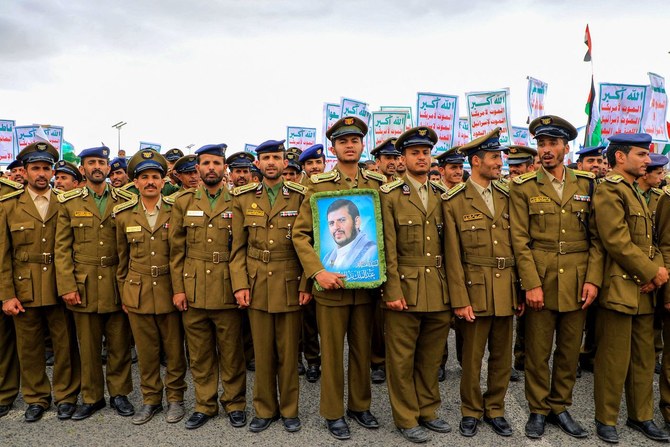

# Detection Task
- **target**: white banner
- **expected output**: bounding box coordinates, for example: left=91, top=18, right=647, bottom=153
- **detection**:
left=322, top=102, right=341, bottom=158
left=244, top=144, right=257, bottom=157
left=139, top=141, right=161, bottom=152
left=371, top=112, right=406, bottom=148
left=286, top=126, right=317, bottom=151
left=511, top=126, right=531, bottom=146
left=527, top=77, right=548, bottom=122
left=14, top=125, right=64, bottom=154
left=380, top=106, right=413, bottom=129
left=416, top=92, right=459, bottom=155
left=599, top=83, right=647, bottom=141
left=456, top=118, right=470, bottom=147
left=466, top=89, right=513, bottom=145
left=643, top=73, right=669, bottom=142
left=0, top=120, right=15, bottom=163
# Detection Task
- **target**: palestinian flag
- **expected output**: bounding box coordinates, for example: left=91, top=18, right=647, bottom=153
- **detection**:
left=583, top=25, right=601, bottom=146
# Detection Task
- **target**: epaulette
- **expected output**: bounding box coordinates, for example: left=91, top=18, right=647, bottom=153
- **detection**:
left=0, top=189, right=24, bottom=202
left=573, top=169, right=596, bottom=180
left=498, top=177, right=510, bottom=185
left=361, top=169, right=387, bottom=183
left=57, top=187, right=85, bottom=203
left=162, top=195, right=175, bottom=206
left=284, top=180, right=307, bottom=195
left=310, top=170, right=339, bottom=184
left=651, top=187, right=662, bottom=196
left=52, top=188, right=63, bottom=196
left=493, top=180, right=509, bottom=196
left=232, top=182, right=260, bottom=196
left=664, top=186, right=670, bottom=197
left=120, top=182, right=135, bottom=191
left=114, top=187, right=136, bottom=201
left=443, top=182, right=466, bottom=201
left=112, top=194, right=138, bottom=216
left=429, top=180, right=447, bottom=194
left=513, top=170, right=537, bottom=184
left=605, top=174, right=624, bottom=184
left=0, top=177, right=23, bottom=190
left=379, top=178, right=404, bottom=193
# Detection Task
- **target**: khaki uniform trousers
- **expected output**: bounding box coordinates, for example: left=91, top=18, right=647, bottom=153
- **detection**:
left=183, top=307, right=246, bottom=415
left=248, top=309, right=301, bottom=418
left=14, top=305, right=80, bottom=407
left=371, top=304, right=385, bottom=369
left=595, top=308, right=654, bottom=425
left=385, top=309, right=450, bottom=429
left=73, top=311, right=132, bottom=403
left=128, top=312, right=187, bottom=405
left=458, top=316, right=512, bottom=418
left=300, top=300, right=320, bottom=366
left=0, top=313, right=19, bottom=405
left=660, top=310, right=670, bottom=422
left=525, top=308, right=585, bottom=415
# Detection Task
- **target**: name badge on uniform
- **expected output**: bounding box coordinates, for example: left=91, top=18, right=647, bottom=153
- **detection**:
left=186, top=210, right=204, bottom=217
left=463, top=213, right=483, bottom=221
left=280, top=211, right=298, bottom=217
left=529, top=196, right=551, bottom=203
left=221, top=212, right=233, bottom=219
left=246, top=209, right=265, bottom=217
left=126, top=226, right=142, bottom=233
left=573, top=194, right=591, bottom=202
left=74, top=211, right=93, bottom=217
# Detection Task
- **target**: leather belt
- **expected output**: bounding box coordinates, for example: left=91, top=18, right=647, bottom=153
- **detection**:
left=15, top=251, right=52, bottom=264
left=129, top=261, right=170, bottom=277
left=462, top=253, right=515, bottom=270
left=397, top=255, right=443, bottom=268
left=74, top=253, right=119, bottom=267
left=186, top=248, right=229, bottom=264
left=247, top=247, right=296, bottom=263
left=531, top=240, right=589, bottom=254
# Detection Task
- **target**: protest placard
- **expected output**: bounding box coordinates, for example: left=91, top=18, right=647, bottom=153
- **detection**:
left=511, top=126, right=531, bottom=146
left=642, top=73, right=669, bottom=143
left=14, top=125, right=64, bottom=153
left=456, top=118, right=470, bottom=147
left=527, top=77, right=548, bottom=122
left=0, top=120, right=15, bottom=163
left=371, top=112, right=406, bottom=148
left=322, top=102, right=341, bottom=158
left=416, top=92, right=458, bottom=155
left=139, top=141, right=161, bottom=152
left=286, top=126, right=317, bottom=151
left=244, top=144, right=258, bottom=157
left=599, top=83, right=647, bottom=140
left=466, top=89, right=513, bottom=145
left=380, top=106, right=413, bottom=129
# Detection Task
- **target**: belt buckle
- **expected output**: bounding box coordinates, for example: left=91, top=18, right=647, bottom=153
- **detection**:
left=151, top=266, right=159, bottom=277
left=42, top=253, right=52, bottom=264
left=261, top=250, right=271, bottom=263
left=496, top=257, right=506, bottom=270
left=435, top=255, right=442, bottom=269
left=100, top=256, right=108, bottom=266
left=558, top=241, right=567, bottom=255
left=212, top=252, right=220, bottom=264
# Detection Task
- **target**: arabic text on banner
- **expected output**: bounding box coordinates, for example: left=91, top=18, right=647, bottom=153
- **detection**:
left=416, top=92, right=459, bottom=155
left=456, top=118, right=470, bottom=147
left=527, top=77, right=548, bottom=122
left=371, top=112, right=406, bottom=148
left=14, top=125, right=64, bottom=153
left=466, top=89, right=513, bottom=146
left=286, top=126, right=317, bottom=151
left=643, top=73, right=669, bottom=142
left=511, top=126, right=531, bottom=146
left=0, top=120, right=15, bottom=163
left=598, top=83, right=647, bottom=140
left=244, top=144, right=257, bottom=157
left=380, top=106, right=413, bottom=130
left=322, top=102, right=340, bottom=158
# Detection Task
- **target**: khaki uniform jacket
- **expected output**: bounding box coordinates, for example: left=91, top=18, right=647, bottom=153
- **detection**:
left=443, top=179, right=517, bottom=316
left=656, top=189, right=670, bottom=305
left=0, top=188, right=61, bottom=306
left=169, top=186, right=236, bottom=310
left=510, top=168, right=603, bottom=312
left=55, top=186, right=128, bottom=313
left=115, top=196, right=175, bottom=315
left=379, top=177, right=449, bottom=311
left=230, top=181, right=307, bottom=313
left=594, top=175, right=663, bottom=315
left=292, top=166, right=385, bottom=306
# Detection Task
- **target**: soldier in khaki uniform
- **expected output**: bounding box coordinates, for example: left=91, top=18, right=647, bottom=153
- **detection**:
left=109, top=157, right=129, bottom=189
left=656, top=182, right=670, bottom=429
left=6, top=158, right=26, bottom=185
left=170, top=144, right=247, bottom=430
left=444, top=128, right=523, bottom=438
left=593, top=133, right=670, bottom=443
left=115, top=150, right=187, bottom=425
left=509, top=116, right=602, bottom=440
left=230, top=139, right=309, bottom=433
left=380, top=127, right=451, bottom=444
left=171, top=154, right=200, bottom=191
left=53, top=160, right=83, bottom=192
left=56, top=146, right=135, bottom=421
left=292, top=117, right=386, bottom=441
left=0, top=142, right=80, bottom=422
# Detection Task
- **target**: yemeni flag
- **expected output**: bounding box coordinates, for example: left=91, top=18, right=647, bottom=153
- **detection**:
left=583, top=25, right=601, bottom=147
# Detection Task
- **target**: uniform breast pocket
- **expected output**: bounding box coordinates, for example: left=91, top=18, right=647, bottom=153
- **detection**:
left=464, top=269, right=487, bottom=312
left=9, top=222, right=35, bottom=246
left=14, top=270, right=33, bottom=303
left=625, top=205, right=648, bottom=240
left=398, top=214, right=422, bottom=244
left=71, top=217, right=94, bottom=242
left=277, top=217, right=295, bottom=244
left=127, top=232, right=145, bottom=257
left=244, top=215, right=267, bottom=239
left=183, top=217, right=205, bottom=244
left=459, top=220, right=488, bottom=248
left=528, top=203, right=555, bottom=232
left=569, top=202, right=589, bottom=232
left=285, top=269, right=301, bottom=307
left=122, top=274, right=142, bottom=309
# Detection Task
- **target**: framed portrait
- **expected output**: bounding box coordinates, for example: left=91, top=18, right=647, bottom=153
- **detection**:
left=311, top=188, right=386, bottom=289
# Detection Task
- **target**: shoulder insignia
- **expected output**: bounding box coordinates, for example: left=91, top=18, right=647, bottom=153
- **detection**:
left=232, top=182, right=260, bottom=196
left=162, top=195, right=175, bottom=206
left=498, top=177, right=510, bottom=185
left=284, top=180, right=307, bottom=195
left=605, top=174, right=624, bottom=184
left=112, top=194, right=138, bottom=216
left=0, top=189, right=24, bottom=202
left=429, top=180, right=448, bottom=194
left=0, top=177, right=23, bottom=190
left=379, top=178, right=404, bottom=194
left=52, top=188, right=63, bottom=196
left=651, top=187, right=662, bottom=196
left=120, top=182, right=135, bottom=191
left=361, top=169, right=387, bottom=183
left=114, top=187, right=137, bottom=201
left=512, top=170, right=537, bottom=184
left=57, top=187, right=84, bottom=203
left=664, top=186, right=670, bottom=197
left=573, top=169, right=596, bottom=180
left=310, top=170, right=339, bottom=184
left=444, top=182, right=466, bottom=201
left=492, top=180, right=509, bottom=196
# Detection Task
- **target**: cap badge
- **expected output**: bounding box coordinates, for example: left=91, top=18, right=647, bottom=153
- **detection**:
left=418, top=129, right=427, bottom=136
left=344, top=117, right=354, bottom=125
left=541, top=117, right=552, bottom=125
left=37, top=143, right=46, bottom=151
left=142, top=151, right=153, bottom=159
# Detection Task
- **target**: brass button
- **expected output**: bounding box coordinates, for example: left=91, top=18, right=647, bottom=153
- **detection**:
left=208, top=224, right=213, bottom=228
left=42, top=224, right=46, bottom=228
left=152, top=281, right=157, bottom=286
left=252, top=222, right=256, bottom=226
left=493, top=241, right=498, bottom=245
left=638, top=212, right=641, bottom=216
left=297, top=276, right=301, bottom=280
left=425, top=221, right=429, bottom=225
left=471, top=225, right=476, bottom=230
left=426, top=253, right=431, bottom=257
left=18, top=276, right=22, bottom=280
left=561, top=229, right=566, bottom=234
left=539, top=210, right=544, bottom=215
left=78, top=224, right=83, bottom=227
left=184, top=273, right=188, bottom=277
left=42, top=267, right=47, bottom=271
left=206, top=270, right=211, bottom=274
left=151, top=236, right=155, bottom=240
left=269, top=240, right=274, bottom=244
left=559, top=268, right=564, bottom=274
left=98, top=275, right=103, bottom=280
left=268, top=271, right=273, bottom=276
left=561, top=209, right=566, bottom=214
left=207, top=238, right=212, bottom=243
left=467, top=280, right=472, bottom=285
left=426, top=236, right=431, bottom=240
left=623, top=274, right=627, bottom=279
left=491, top=224, right=496, bottom=229
left=42, top=238, right=46, bottom=242
left=408, top=220, right=413, bottom=224
left=190, top=222, right=194, bottom=226
left=99, top=241, right=104, bottom=245
left=151, top=251, right=155, bottom=256
left=270, top=224, right=274, bottom=229
left=426, top=268, right=431, bottom=273
left=99, top=224, right=104, bottom=228
left=495, top=273, right=501, bottom=278
left=401, top=274, right=405, bottom=279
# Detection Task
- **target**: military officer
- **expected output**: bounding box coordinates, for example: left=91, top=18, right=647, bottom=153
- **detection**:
left=292, top=116, right=386, bottom=441
left=283, top=147, right=303, bottom=183
left=53, top=160, right=83, bottom=191
left=656, top=173, right=670, bottom=430
left=115, top=150, right=187, bottom=425
left=507, top=145, right=537, bottom=179
left=299, top=144, right=326, bottom=179
left=371, top=137, right=401, bottom=181
left=109, top=157, right=130, bottom=188
left=164, top=148, right=185, bottom=184
left=230, top=139, right=309, bottom=433
left=171, top=154, right=200, bottom=190
left=227, top=152, right=255, bottom=187
left=436, top=146, right=465, bottom=189
left=121, top=149, right=181, bottom=197
left=593, top=133, right=670, bottom=443
left=509, top=115, right=603, bottom=439
left=0, top=142, right=81, bottom=422
left=380, top=126, right=451, bottom=444
left=576, top=145, right=606, bottom=179
left=443, top=128, right=523, bottom=438
left=55, top=146, right=134, bottom=420
left=170, top=143, right=247, bottom=430
left=6, top=158, right=26, bottom=185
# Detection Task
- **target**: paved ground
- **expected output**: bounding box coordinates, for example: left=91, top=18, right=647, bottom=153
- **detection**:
left=2, top=331, right=668, bottom=446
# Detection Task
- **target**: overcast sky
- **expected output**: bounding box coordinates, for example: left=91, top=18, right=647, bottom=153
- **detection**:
left=2, top=0, right=669, bottom=158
